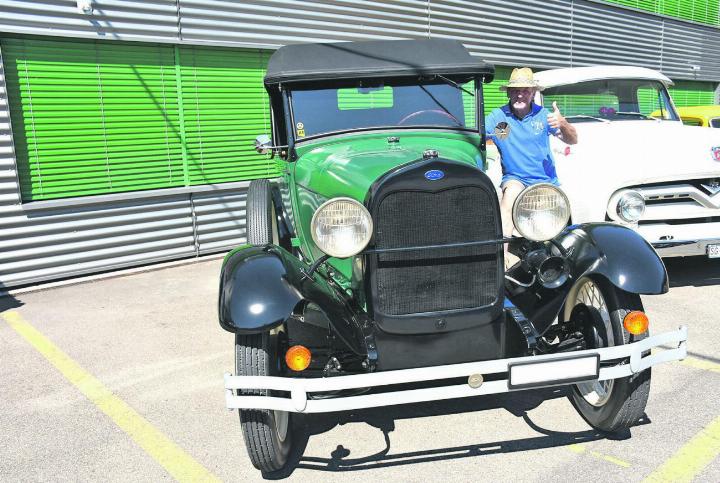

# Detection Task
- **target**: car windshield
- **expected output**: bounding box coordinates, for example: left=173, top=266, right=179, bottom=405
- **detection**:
left=290, top=78, right=477, bottom=138
left=711, top=118, right=720, bottom=128
left=542, top=79, right=679, bottom=122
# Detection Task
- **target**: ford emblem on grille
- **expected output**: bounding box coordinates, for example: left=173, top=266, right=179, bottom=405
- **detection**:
left=424, top=169, right=444, bottom=181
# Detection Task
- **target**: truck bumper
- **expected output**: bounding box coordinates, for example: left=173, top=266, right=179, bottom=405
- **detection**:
left=224, top=326, right=687, bottom=414
left=638, top=221, right=720, bottom=257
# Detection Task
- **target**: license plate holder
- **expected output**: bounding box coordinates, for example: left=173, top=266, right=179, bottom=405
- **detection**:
left=508, top=354, right=600, bottom=390
left=707, top=244, right=720, bottom=258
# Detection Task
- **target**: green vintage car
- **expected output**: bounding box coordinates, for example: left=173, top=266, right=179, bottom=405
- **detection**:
left=218, top=39, right=687, bottom=475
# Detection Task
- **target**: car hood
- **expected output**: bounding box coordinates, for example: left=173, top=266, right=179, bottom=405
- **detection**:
left=554, top=120, right=720, bottom=188
left=293, top=132, right=483, bottom=202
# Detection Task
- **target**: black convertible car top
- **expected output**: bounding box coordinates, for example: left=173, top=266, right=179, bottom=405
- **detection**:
left=264, top=38, right=495, bottom=85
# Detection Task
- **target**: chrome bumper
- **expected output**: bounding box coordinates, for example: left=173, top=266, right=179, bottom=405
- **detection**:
left=651, top=238, right=720, bottom=257
left=637, top=221, right=720, bottom=257
left=224, top=326, right=687, bottom=414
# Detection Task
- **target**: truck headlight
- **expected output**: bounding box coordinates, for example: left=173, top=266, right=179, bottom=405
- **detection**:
left=512, top=183, right=571, bottom=241
left=311, top=197, right=373, bottom=258
left=614, top=190, right=645, bottom=222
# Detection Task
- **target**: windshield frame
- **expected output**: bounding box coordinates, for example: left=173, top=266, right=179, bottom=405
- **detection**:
left=539, top=78, right=680, bottom=123
left=286, top=76, right=483, bottom=143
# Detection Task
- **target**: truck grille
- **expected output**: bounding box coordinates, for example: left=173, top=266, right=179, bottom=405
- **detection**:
left=373, top=186, right=500, bottom=315
left=635, top=179, right=720, bottom=222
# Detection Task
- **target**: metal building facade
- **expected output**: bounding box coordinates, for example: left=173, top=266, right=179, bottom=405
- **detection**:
left=0, top=0, right=718, bottom=288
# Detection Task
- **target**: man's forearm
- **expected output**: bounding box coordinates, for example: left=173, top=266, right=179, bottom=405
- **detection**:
left=559, top=121, right=578, bottom=145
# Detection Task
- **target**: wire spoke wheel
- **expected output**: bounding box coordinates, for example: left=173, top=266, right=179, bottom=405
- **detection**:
left=572, top=279, right=615, bottom=407
left=564, top=276, right=651, bottom=432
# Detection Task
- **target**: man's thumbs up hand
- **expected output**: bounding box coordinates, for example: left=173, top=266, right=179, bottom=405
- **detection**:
left=548, top=101, right=565, bottom=130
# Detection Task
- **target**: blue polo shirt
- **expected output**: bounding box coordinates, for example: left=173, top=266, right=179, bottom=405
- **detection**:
left=485, top=103, right=560, bottom=186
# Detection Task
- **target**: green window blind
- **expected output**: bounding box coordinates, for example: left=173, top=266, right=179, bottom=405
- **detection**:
left=177, top=46, right=276, bottom=185
left=669, top=80, right=717, bottom=106
left=482, top=67, right=512, bottom=117
left=461, top=80, right=476, bottom=128
left=2, top=37, right=276, bottom=202
left=682, top=118, right=703, bottom=125
left=541, top=94, right=619, bottom=117
left=603, top=0, right=720, bottom=26
left=337, top=87, right=394, bottom=110
left=637, top=87, right=667, bottom=115
left=3, top=38, right=183, bottom=200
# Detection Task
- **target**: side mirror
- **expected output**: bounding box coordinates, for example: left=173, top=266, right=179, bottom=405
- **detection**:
left=254, top=134, right=272, bottom=154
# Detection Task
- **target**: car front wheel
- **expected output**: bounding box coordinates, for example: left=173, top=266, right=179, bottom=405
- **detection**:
left=564, top=277, right=651, bottom=433
left=236, top=331, right=293, bottom=473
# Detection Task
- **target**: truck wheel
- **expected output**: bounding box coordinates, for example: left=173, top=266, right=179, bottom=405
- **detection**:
left=564, top=277, right=651, bottom=433
left=236, top=331, right=292, bottom=473
left=246, top=179, right=279, bottom=246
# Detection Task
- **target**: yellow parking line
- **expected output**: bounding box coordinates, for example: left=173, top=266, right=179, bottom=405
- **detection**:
left=643, top=415, right=720, bottom=483
left=568, top=443, right=631, bottom=468
left=679, top=356, right=720, bottom=374
left=2, top=311, right=220, bottom=483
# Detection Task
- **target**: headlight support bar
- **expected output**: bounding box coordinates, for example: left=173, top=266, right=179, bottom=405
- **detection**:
left=362, top=237, right=515, bottom=254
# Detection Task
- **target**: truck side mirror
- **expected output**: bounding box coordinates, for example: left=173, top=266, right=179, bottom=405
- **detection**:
left=254, top=134, right=272, bottom=154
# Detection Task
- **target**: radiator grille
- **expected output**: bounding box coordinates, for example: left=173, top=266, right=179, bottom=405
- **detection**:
left=373, top=186, right=500, bottom=315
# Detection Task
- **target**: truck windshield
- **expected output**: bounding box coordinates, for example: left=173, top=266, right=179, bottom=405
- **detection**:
left=542, top=79, right=679, bottom=122
left=290, top=79, right=477, bottom=138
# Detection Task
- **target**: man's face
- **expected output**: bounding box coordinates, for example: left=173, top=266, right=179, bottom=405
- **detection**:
left=507, top=87, right=536, bottom=114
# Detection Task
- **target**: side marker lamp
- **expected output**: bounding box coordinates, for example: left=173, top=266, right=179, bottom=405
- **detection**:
left=623, top=311, right=649, bottom=335
left=285, top=345, right=312, bottom=372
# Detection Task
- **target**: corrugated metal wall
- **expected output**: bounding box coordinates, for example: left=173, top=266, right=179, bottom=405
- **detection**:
left=0, top=1, right=717, bottom=79
left=0, top=0, right=180, bottom=42
left=179, top=0, right=431, bottom=45
left=572, top=1, right=663, bottom=69
left=0, top=0, right=718, bottom=288
left=429, top=0, right=573, bottom=69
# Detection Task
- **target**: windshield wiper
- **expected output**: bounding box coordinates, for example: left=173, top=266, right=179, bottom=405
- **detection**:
left=436, top=75, right=474, bottom=97
left=418, top=85, right=463, bottom=126
left=565, top=115, right=610, bottom=123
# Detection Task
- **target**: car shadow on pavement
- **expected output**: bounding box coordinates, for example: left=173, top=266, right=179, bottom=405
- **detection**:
left=0, top=286, right=24, bottom=313
left=664, top=256, right=720, bottom=288
left=264, top=386, right=642, bottom=478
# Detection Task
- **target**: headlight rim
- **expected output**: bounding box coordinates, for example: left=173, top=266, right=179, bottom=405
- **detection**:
left=511, top=182, right=571, bottom=242
left=614, top=189, right=646, bottom=223
left=310, top=196, right=373, bottom=259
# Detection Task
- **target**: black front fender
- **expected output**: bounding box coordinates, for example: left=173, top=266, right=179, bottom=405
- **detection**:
left=218, top=245, right=365, bottom=354
left=512, top=223, right=668, bottom=334
left=218, top=245, right=302, bottom=334
left=563, top=223, right=668, bottom=295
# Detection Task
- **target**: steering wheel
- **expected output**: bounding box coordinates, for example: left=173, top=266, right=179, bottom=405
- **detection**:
left=398, top=109, right=462, bottom=126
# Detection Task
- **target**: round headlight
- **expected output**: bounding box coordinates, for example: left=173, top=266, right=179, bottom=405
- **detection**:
left=310, top=197, right=373, bottom=258
left=512, top=183, right=571, bottom=241
left=615, top=190, right=645, bottom=222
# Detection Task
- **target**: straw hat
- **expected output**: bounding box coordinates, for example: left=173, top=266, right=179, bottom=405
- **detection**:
left=499, top=67, right=542, bottom=91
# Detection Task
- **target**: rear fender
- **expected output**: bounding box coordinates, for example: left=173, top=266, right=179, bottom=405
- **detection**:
left=218, top=245, right=365, bottom=354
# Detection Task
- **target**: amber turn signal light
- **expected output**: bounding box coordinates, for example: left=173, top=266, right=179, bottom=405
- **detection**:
left=285, top=345, right=312, bottom=371
left=623, top=311, right=649, bottom=335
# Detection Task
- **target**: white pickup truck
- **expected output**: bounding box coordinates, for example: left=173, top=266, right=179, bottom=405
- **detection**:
left=491, top=66, right=720, bottom=258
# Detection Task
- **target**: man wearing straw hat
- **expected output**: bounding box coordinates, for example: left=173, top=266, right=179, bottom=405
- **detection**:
left=485, top=67, right=577, bottom=265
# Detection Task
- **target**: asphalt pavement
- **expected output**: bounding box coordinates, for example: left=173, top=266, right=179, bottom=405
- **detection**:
left=1, top=255, right=718, bottom=482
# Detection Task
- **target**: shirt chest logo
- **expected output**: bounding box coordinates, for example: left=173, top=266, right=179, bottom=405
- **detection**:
left=531, top=119, right=544, bottom=135
left=494, top=122, right=511, bottom=140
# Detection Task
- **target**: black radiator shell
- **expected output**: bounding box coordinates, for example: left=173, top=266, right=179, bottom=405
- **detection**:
left=364, top=158, right=504, bottom=336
